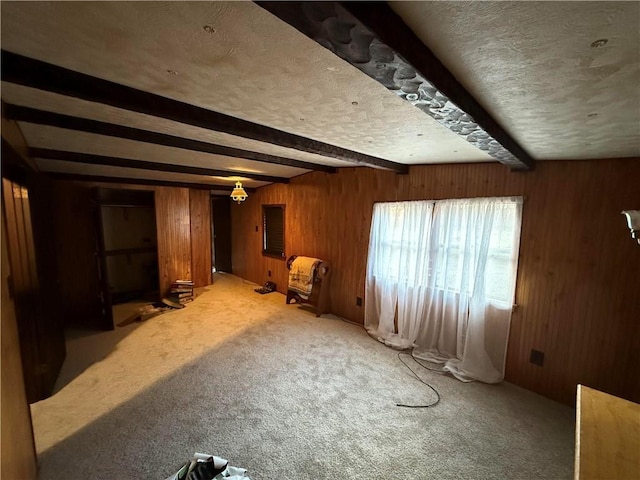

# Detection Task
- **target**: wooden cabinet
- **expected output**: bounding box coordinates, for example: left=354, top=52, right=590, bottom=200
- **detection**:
left=575, top=385, right=640, bottom=479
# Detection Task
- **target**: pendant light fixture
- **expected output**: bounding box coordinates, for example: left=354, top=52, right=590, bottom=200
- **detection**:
left=230, top=181, right=248, bottom=204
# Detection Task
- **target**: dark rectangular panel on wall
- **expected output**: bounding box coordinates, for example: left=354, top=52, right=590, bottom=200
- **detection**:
left=26, top=174, right=66, bottom=388
left=231, top=160, right=640, bottom=406
left=212, top=196, right=233, bottom=274
left=155, top=187, right=191, bottom=295
left=189, top=189, right=212, bottom=287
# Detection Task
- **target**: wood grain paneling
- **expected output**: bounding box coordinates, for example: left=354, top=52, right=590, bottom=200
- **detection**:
left=231, top=159, right=640, bottom=406
left=1, top=209, right=37, bottom=480
left=2, top=179, right=39, bottom=402
left=2, top=127, right=66, bottom=403
left=155, top=187, right=191, bottom=295
left=3, top=177, right=67, bottom=402
left=51, top=180, right=212, bottom=303
left=189, top=189, right=212, bottom=287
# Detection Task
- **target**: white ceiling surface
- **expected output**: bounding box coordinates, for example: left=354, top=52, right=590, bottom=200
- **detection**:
left=391, top=1, right=640, bottom=160
left=0, top=1, right=488, bottom=168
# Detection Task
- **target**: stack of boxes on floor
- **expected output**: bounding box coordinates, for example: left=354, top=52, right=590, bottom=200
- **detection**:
left=162, top=279, right=194, bottom=309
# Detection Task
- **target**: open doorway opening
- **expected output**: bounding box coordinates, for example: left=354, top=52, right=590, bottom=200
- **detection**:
left=211, top=195, right=232, bottom=273
left=95, top=188, right=159, bottom=328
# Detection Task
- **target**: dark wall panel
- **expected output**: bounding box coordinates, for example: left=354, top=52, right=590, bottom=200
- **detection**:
left=212, top=196, right=233, bottom=274
left=51, top=181, right=104, bottom=327
left=231, top=159, right=640, bottom=406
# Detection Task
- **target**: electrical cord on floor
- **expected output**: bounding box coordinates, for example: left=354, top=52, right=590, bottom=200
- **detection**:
left=396, top=351, right=441, bottom=408
left=330, top=315, right=441, bottom=408
left=404, top=352, right=448, bottom=374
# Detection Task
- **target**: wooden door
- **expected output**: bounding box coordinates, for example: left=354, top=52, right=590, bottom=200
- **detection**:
left=1, top=206, right=37, bottom=480
left=51, top=182, right=111, bottom=330
left=2, top=178, right=65, bottom=402
left=212, top=196, right=232, bottom=273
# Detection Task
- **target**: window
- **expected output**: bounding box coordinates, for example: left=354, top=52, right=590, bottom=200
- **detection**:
left=364, top=197, right=523, bottom=383
left=369, top=197, right=521, bottom=305
left=262, top=205, right=285, bottom=258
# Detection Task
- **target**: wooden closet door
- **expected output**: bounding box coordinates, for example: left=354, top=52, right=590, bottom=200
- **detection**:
left=1, top=204, right=37, bottom=480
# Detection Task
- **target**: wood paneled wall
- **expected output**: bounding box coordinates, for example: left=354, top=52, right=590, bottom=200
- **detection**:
left=155, top=187, right=192, bottom=294
left=2, top=175, right=66, bottom=402
left=231, top=159, right=640, bottom=406
left=1, top=209, right=37, bottom=480
left=51, top=182, right=213, bottom=318
left=189, top=189, right=212, bottom=287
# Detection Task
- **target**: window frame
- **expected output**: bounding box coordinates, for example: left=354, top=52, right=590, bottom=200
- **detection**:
left=262, top=204, right=286, bottom=259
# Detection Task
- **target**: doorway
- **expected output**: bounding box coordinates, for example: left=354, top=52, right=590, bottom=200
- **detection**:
left=2, top=177, right=66, bottom=402
left=211, top=196, right=232, bottom=273
left=95, top=188, right=159, bottom=328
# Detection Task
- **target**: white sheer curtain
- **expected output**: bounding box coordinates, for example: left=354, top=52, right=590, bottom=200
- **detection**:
left=365, top=201, right=434, bottom=349
left=364, top=197, right=523, bottom=383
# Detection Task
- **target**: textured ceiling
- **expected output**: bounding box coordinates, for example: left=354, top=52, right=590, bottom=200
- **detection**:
left=0, top=1, right=487, bottom=165
left=390, top=1, right=640, bottom=160
left=1, top=83, right=355, bottom=169
left=1, top=1, right=638, bottom=191
left=18, top=122, right=306, bottom=182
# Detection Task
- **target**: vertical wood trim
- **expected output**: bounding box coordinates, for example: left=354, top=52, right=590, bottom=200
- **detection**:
left=231, top=159, right=640, bottom=406
left=189, top=189, right=212, bottom=287
left=155, top=187, right=191, bottom=295
left=2, top=179, right=40, bottom=401
left=17, top=187, right=39, bottom=291
left=1, top=207, right=38, bottom=480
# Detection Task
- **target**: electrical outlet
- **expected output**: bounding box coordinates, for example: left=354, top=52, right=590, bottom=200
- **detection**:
left=268, top=270, right=272, bottom=277
left=530, top=349, right=544, bottom=367
left=356, top=297, right=363, bottom=307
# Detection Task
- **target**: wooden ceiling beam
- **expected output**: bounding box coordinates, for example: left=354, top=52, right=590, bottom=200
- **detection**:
left=257, top=1, right=534, bottom=171
left=30, top=148, right=289, bottom=184
left=1, top=50, right=408, bottom=173
left=4, top=104, right=334, bottom=174
left=44, top=172, right=256, bottom=192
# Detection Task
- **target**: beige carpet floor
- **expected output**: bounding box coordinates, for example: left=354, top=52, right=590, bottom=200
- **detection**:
left=32, top=273, right=575, bottom=479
